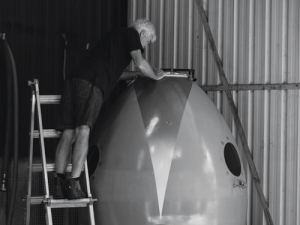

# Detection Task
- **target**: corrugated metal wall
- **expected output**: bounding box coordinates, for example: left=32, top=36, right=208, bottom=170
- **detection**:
left=128, top=1, right=300, bottom=225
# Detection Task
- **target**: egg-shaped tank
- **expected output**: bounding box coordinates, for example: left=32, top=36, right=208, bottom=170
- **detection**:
left=80, top=76, right=247, bottom=225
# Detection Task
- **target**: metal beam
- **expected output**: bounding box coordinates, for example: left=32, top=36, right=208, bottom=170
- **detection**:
left=201, top=83, right=300, bottom=91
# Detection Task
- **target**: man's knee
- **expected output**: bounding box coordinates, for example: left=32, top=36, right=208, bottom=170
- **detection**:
left=75, top=125, right=90, bottom=138
left=61, top=129, right=75, bottom=142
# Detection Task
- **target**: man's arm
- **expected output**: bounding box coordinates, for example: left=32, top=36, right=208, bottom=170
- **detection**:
left=119, top=71, right=142, bottom=80
left=120, top=49, right=164, bottom=80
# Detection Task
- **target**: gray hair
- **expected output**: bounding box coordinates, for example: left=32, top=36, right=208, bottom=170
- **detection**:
left=131, top=18, right=157, bottom=42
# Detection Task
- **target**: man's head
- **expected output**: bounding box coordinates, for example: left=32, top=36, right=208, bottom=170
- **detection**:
left=132, top=18, right=156, bottom=49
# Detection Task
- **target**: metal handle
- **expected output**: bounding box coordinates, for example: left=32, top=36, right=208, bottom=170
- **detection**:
left=233, top=180, right=247, bottom=189
left=165, top=72, right=188, bottom=78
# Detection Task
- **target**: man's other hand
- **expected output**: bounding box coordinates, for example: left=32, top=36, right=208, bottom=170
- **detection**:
left=153, top=68, right=165, bottom=80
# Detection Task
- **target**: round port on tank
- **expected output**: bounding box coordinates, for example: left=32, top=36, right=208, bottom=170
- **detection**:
left=224, top=142, right=241, bottom=176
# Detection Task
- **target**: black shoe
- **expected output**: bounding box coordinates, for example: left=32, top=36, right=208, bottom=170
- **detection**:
left=66, top=178, right=86, bottom=199
left=53, top=174, right=67, bottom=199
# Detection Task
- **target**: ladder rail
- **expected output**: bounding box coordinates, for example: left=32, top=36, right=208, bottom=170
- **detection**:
left=45, top=207, right=53, bottom=225
left=34, top=81, right=51, bottom=198
left=25, top=90, right=36, bottom=225
left=84, top=161, right=92, bottom=198
left=84, top=160, right=95, bottom=225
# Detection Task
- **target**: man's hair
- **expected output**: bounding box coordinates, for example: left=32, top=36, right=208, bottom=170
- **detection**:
left=131, top=18, right=157, bottom=42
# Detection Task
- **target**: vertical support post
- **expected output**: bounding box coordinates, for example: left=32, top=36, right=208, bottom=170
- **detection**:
left=216, top=0, right=223, bottom=111
left=201, top=0, right=208, bottom=86
left=130, top=0, right=137, bottom=71
left=145, top=0, right=151, bottom=62
left=279, top=1, right=288, bottom=225
left=263, top=1, right=271, bottom=225
left=159, top=0, right=165, bottom=68
left=297, top=2, right=300, bottom=222
left=188, top=0, right=194, bottom=69
left=62, top=33, right=67, bottom=80
left=173, top=0, right=179, bottom=68
left=247, top=1, right=255, bottom=224
left=232, top=0, right=239, bottom=138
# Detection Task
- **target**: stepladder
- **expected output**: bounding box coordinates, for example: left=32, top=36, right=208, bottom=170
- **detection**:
left=25, top=79, right=97, bottom=225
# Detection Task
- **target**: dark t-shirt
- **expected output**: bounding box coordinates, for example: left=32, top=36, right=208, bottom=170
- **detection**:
left=72, top=27, right=144, bottom=99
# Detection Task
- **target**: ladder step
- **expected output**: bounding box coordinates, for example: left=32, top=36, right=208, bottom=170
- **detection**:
left=30, top=196, right=97, bottom=208
left=32, top=163, right=74, bottom=172
left=32, top=129, right=62, bottom=138
left=39, top=95, right=61, bottom=104
left=30, top=196, right=46, bottom=205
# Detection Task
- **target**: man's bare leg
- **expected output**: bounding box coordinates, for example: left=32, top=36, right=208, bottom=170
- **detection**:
left=54, top=129, right=75, bottom=199
left=55, top=129, right=75, bottom=174
left=71, top=125, right=90, bottom=178
left=63, top=125, right=90, bottom=199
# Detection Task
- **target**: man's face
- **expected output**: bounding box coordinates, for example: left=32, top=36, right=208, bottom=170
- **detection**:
left=140, top=30, right=154, bottom=49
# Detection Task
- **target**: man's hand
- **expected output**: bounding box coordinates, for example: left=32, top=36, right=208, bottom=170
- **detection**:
left=130, top=50, right=165, bottom=80
left=153, top=68, right=165, bottom=80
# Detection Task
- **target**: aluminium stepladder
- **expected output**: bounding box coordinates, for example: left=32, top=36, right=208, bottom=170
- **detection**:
left=25, top=79, right=96, bottom=225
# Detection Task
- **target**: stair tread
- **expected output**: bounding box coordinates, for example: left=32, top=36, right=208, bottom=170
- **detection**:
left=39, top=95, right=61, bottom=104
left=32, top=129, right=62, bottom=138
left=30, top=196, right=97, bottom=208
left=31, top=163, right=84, bottom=172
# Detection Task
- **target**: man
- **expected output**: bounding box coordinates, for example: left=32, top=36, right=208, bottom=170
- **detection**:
left=54, top=18, right=165, bottom=199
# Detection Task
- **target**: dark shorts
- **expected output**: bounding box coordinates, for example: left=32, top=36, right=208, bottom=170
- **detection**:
left=57, top=78, right=103, bottom=131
